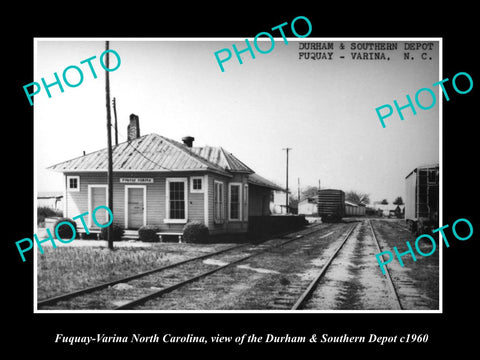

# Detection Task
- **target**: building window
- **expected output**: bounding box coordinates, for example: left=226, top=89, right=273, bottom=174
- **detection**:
left=190, top=176, right=204, bottom=193
left=229, top=183, right=242, bottom=221
left=428, top=169, right=438, bottom=184
left=243, top=184, right=249, bottom=221
left=166, top=178, right=188, bottom=223
left=214, top=181, right=225, bottom=223
left=67, top=176, right=80, bottom=192
left=170, top=182, right=185, bottom=219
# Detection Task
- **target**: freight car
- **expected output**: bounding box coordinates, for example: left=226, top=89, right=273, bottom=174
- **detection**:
left=317, top=189, right=345, bottom=222
left=405, top=164, right=439, bottom=235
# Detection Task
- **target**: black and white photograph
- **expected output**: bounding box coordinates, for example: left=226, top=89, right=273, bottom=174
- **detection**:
left=7, top=7, right=478, bottom=355
left=33, top=38, right=441, bottom=312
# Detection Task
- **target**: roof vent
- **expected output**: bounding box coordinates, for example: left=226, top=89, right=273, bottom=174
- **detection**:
left=182, top=136, right=195, bottom=148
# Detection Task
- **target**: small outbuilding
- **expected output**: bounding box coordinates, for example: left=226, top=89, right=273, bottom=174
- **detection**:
left=298, top=197, right=318, bottom=215
left=37, top=192, right=63, bottom=211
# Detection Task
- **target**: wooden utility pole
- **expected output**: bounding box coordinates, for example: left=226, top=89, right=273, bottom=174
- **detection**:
left=298, top=177, right=300, bottom=202
left=112, top=97, right=118, bottom=146
left=283, top=148, right=292, bottom=213
left=105, top=41, right=114, bottom=250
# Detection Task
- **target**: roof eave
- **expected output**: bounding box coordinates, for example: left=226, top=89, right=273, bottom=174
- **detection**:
left=47, top=167, right=233, bottom=177
left=248, top=181, right=286, bottom=192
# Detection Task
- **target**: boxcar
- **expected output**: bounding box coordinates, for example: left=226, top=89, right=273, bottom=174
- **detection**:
left=405, top=164, right=439, bottom=234
left=317, top=189, right=345, bottom=222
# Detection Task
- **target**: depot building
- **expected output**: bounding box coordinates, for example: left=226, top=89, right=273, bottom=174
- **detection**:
left=48, top=114, right=284, bottom=236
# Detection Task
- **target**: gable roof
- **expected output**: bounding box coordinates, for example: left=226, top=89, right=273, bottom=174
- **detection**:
left=190, top=146, right=253, bottom=173
left=48, top=133, right=284, bottom=191
left=48, top=133, right=231, bottom=176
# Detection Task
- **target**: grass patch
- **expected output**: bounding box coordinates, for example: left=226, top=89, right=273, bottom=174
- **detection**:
left=37, top=206, right=62, bottom=225
left=36, top=243, right=234, bottom=300
left=37, top=247, right=165, bottom=300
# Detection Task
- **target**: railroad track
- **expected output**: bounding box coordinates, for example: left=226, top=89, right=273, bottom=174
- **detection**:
left=368, top=219, right=402, bottom=310
left=260, top=222, right=357, bottom=310
left=290, top=223, right=358, bottom=310
left=114, top=224, right=333, bottom=310
left=38, top=223, right=330, bottom=310
left=267, top=219, right=402, bottom=310
left=368, top=219, right=438, bottom=310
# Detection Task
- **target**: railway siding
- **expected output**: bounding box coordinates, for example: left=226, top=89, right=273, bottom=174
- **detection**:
left=301, top=220, right=401, bottom=310
left=370, top=220, right=439, bottom=310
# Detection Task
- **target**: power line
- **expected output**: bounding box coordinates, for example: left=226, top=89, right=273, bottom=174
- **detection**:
left=109, top=123, right=173, bottom=171
left=126, top=141, right=173, bottom=171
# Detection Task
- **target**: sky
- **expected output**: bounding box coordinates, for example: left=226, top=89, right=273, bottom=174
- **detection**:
left=34, top=38, right=440, bottom=205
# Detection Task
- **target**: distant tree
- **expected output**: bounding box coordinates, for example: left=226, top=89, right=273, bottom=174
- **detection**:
left=345, top=191, right=370, bottom=205
left=288, top=194, right=299, bottom=210
left=393, top=196, right=404, bottom=205
left=380, top=199, right=389, bottom=205
left=300, top=186, right=318, bottom=201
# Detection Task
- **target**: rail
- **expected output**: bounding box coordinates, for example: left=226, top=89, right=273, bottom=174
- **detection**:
left=291, top=223, right=358, bottom=310
left=368, top=219, right=403, bottom=310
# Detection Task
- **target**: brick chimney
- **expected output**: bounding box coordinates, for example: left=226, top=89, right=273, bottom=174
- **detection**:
left=182, top=136, right=195, bottom=148
left=127, top=114, right=140, bottom=141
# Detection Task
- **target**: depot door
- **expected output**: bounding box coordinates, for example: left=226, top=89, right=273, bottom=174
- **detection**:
left=127, top=186, right=145, bottom=229
left=90, top=186, right=108, bottom=228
